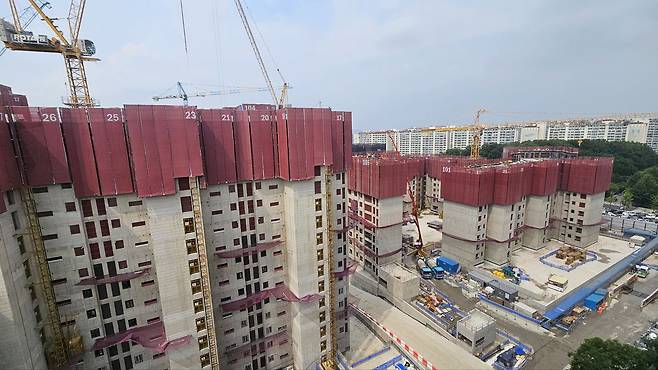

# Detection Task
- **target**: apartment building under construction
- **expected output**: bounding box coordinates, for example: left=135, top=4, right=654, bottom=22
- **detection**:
left=346, top=152, right=613, bottom=272
left=0, top=84, right=352, bottom=370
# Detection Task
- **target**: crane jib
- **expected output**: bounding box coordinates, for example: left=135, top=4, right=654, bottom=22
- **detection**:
left=10, top=33, right=49, bottom=44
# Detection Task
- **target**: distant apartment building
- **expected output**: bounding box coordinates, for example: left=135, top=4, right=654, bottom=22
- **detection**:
left=0, top=84, right=352, bottom=370
left=354, top=115, right=658, bottom=154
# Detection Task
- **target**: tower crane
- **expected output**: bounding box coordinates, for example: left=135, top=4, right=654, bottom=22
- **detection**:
left=233, top=0, right=289, bottom=108
left=1, top=0, right=98, bottom=107
left=152, top=81, right=291, bottom=106
left=418, top=108, right=487, bottom=159
left=471, top=108, right=487, bottom=159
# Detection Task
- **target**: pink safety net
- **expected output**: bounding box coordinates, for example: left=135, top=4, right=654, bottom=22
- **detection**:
left=76, top=268, right=150, bottom=286
left=333, top=260, right=358, bottom=278
left=221, top=285, right=322, bottom=312
left=348, top=211, right=377, bottom=229
left=215, top=241, right=282, bottom=258
left=92, top=321, right=191, bottom=353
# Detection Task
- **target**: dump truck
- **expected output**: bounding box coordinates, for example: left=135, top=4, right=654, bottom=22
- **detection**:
left=417, top=259, right=433, bottom=279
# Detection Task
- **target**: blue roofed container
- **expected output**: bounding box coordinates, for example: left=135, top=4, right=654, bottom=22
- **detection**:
left=437, top=256, right=461, bottom=274
left=583, top=293, right=604, bottom=310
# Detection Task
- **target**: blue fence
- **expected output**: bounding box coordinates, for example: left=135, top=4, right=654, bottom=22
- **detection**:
left=373, top=355, right=403, bottom=370
left=351, top=346, right=391, bottom=368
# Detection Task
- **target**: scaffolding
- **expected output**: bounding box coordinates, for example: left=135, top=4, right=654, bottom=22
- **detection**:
left=321, top=166, right=338, bottom=369
left=20, top=188, right=68, bottom=367
left=189, top=177, right=220, bottom=370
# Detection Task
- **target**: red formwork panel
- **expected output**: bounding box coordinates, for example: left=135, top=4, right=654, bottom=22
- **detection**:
left=593, top=158, right=613, bottom=193
left=124, top=105, right=169, bottom=197
left=88, top=108, right=134, bottom=195
left=310, top=108, right=333, bottom=167
left=275, top=110, right=290, bottom=180
left=199, top=109, right=238, bottom=184
left=11, top=95, right=28, bottom=106
left=564, top=158, right=613, bottom=194
left=493, top=166, right=524, bottom=205
left=125, top=105, right=204, bottom=197
left=11, top=106, right=71, bottom=186
left=331, top=111, right=345, bottom=172
left=153, top=106, right=203, bottom=178
left=0, top=85, right=12, bottom=107
left=0, top=113, right=21, bottom=194
left=442, top=167, right=494, bottom=207
left=530, top=160, right=559, bottom=196
left=60, top=108, right=101, bottom=197
left=237, top=103, right=276, bottom=111
left=234, top=110, right=254, bottom=181
left=343, top=112, right=353, bottom=170
left=286, top=108, right=314, bottom=180
left=249, top=109, right=277, bottom=180
left=558, top=160, right=570, bottom=191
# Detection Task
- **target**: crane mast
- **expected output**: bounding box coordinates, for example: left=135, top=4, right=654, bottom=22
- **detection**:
left=470, top=108, right=487, bottom=159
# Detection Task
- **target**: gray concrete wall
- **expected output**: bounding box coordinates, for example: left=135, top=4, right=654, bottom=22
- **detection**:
left=0, top=190, right=47, bottom=370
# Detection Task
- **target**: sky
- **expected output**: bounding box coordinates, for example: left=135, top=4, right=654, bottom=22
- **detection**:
left=0, top=0, right=657, bottom=131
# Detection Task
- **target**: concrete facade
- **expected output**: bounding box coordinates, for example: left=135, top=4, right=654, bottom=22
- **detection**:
left=348, top=191, right=403, bottom=278
left=549, top=191, right=604, bottom=248
left=0, top=169, right=349, bottom=370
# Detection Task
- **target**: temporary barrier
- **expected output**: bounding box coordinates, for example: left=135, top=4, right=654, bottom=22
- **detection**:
left=92, top=321, right=191, bottom=353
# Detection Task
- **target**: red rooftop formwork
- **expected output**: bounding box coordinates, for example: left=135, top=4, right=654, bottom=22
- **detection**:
left=442, top=167, right=495, bottom=207
left=560, top=158, right=613, bottom=194
left=10, top=106, right=71, bottom=187
left=124, top=105, right=204, bottom=197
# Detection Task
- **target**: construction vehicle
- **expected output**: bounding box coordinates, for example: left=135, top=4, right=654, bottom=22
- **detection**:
left=152, top=81, right=291, bottom=106
left=634, top=264, right=650, bottom=278
left=2, top=0, right=98, bottom=107
left=426, top=258, right=445, bottom=280
left=501, top=265, right=521, bottom=284
left=417, top=259, right=433, bottom=279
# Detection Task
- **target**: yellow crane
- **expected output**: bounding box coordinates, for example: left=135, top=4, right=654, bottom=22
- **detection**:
left=420, top=108, right=487, bottom=159
left=1, top=0, right=98, bottom=107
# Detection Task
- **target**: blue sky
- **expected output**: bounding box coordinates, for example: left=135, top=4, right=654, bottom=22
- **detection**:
left=1, top=0, right=656, bottom=131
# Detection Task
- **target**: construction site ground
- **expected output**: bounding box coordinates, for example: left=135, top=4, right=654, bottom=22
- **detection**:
left=510, top=236, right=635, bottom=307
left=345, top=315, right=406, bottom=369
left=403, top=213, right=442, bottom=245
left=429, top=275, right=658, bottom=370
left=350, top=286, right=489, bottom=370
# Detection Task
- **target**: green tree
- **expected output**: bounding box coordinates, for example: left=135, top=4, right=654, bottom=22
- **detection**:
left=569, top=337, right=655, bottom=370
left=622, top=190, right=634, bottom=208
left=479, top=143, right=504, bottom=159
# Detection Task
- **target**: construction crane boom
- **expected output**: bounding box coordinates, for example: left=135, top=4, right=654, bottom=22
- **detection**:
left=2, top=0, right=98, bottom=107
left=0, top=1, right=50, bottom=56
left=233, top=0, right=277, bottom=106
left=152, top=82, right=290, bottom=106
left=470, top=108, right=487, bottom=159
